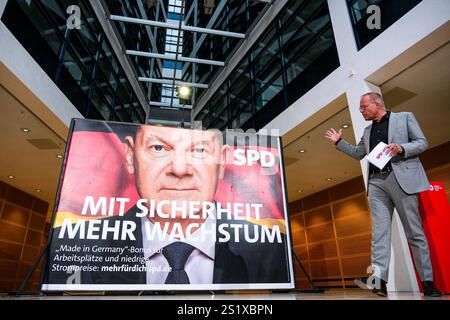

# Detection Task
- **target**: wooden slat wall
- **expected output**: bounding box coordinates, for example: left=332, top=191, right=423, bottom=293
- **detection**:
left=290, top=177, right=371, bottom=289
left=0, top=181, right=49, bottom=292
left=289, top=142, right=450, bottom=290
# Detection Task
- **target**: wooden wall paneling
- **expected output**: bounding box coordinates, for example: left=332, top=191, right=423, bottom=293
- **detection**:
left=338, top=233, right=372, bottom=257
left=309, top=258, right=341, bottom=278
left=20, top=197, right=34, bottom=288
left=0, top=280, right=15, bottom=292
left=292, top=229, right=306, bottom=245
left=334, top=212, right=371, bottom=238
left=0, top=221, right=27, bottom=244
left=307, top=239, right=338, bottom=260
left=314, top=279, right=346, bottom=288
left=1, top=203, right=31, bottom=227
left=341, top=255, right=372, bottom=278
left=302, top=190, right=330, bottom=211
left=0, top=181, right=7, bottom=200
left=21, top=245, right=40, bottom=264
left=329, top=190, right=345, bottom=288
left=306, top=222, right=335, bottom=243
left=332, top=193, right=369, bottom=220
left=291, top=202, right=316, bottom=290
left=294, top=254, right=312, bottom=289
left=25, top=230, right=43, bottom=247
left=0, top=241, right=22, bottom=261
left=5, top=186, right=34, bottom=210
left=293, top=244, right=309, bottom=261
left=0, top=260, right=19, bottom=280
left=329, top=177, right=365, bottom=202
left=290, top=213, right=306, bottom=245
left=294, top=260, right=310, bottom=279
left=289, top=200, right=302, bottom=215
left=0, top=198, right=4, bottom=218
left=29, top=213, right=46, bottom=231
left=296, top=279, right=314, bottom=289
left=0, top=182, right=49, bottom=292
left=293, top=201, right=311, bottom=289
left=304, top=205, right=332, bottom=227
left=300, top=207, right=313, bottom=285
left=31, top=198, right=48, bottom=216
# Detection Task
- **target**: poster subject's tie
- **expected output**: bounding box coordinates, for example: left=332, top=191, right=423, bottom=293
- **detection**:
left=162, top=242, right=195, bottom=284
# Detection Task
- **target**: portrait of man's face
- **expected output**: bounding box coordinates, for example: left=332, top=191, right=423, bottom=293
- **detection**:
left=125, top=126, right=227, bottom=218
left=359, top=96, right=380, bottom=121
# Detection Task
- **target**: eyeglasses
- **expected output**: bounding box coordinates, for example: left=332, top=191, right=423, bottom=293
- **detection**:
left=359, top=102, right=379, bottom=111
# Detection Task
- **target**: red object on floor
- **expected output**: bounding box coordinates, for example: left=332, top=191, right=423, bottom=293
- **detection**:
left=416, top=181, right=450, bottom=294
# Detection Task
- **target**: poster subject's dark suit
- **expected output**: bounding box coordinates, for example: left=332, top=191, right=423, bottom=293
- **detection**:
left=46, top=205, right=291, bottom=285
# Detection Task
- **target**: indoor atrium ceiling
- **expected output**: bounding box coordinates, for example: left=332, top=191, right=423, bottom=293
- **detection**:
left=101, top=0, right=272, bottom=123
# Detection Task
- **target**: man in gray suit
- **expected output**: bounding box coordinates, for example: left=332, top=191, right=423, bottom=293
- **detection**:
left=325, top=92, right=441, bottom=297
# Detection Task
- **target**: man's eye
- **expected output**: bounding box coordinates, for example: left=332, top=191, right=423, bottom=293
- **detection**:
left=194, top=147, right=205, bottom=153
left=151, top=145, right=165, bottom=152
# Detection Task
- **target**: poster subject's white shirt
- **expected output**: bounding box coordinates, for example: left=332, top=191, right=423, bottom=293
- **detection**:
left=141, top=214, right=216, bottom=284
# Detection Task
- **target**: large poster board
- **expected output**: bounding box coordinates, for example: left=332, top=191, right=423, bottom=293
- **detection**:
left=41, top=119, right=294, bottom=291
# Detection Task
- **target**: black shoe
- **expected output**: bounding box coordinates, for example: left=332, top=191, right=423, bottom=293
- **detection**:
left=422, top=281, right=442, bottom=297
left=354, top=277, right=387, bottom=297
left=373, top=279, right=388, bottom=297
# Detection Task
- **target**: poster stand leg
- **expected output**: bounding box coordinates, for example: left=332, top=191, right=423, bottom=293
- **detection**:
left=8, top=242, right=50, bottom=296
left=291, top=250, right=324, bottom=294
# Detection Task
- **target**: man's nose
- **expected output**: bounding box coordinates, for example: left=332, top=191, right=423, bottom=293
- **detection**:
left=168, top=152, right=192, bottom=177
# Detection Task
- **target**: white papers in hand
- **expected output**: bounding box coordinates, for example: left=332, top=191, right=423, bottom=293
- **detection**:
left=367, top=142, right=393, bottom=169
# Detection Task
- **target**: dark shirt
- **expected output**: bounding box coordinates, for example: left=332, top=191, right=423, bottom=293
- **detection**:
left=369, top=111, right=391, bottom=172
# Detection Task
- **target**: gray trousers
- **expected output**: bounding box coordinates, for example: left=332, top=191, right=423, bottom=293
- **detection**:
left=368, top=172, right=433, bottom=282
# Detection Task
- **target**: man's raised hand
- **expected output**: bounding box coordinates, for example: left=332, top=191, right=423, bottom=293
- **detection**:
left=324, top=128, right=342, bottom=143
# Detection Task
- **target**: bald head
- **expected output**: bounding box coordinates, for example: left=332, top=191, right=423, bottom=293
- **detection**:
left=361, top=92, right=385, bottom=110
left=359, top=92, right=388, bottom=122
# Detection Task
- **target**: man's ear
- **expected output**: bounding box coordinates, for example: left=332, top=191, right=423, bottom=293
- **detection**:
left=124, top=136, right=135, bottom=174
left=218, top=144, right=231, bottom=179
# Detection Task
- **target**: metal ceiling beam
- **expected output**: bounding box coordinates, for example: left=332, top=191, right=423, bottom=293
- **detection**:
left=138, top=77, right=208, bottom=89
left=168, top=0, right=185, bottom=112
left=182, top=0, right=227, bottom=74
left=109, top=14, right=245, bottom=38
left=191, top=0, right=199, bottom=108
left=158, top=0, right=167, bottom=20
left=90, top=1, right=149, bottom=117
left=135, top=0, right=163, bottom=70
left=194, top=0, right=285, bottom=118
left=150, top=101, right=193, bottom=109
left=148, top=118, right=192, bottom=126
left=127, top=50, right=224, bottom=66
left=184, top=0, right=196, bottom=22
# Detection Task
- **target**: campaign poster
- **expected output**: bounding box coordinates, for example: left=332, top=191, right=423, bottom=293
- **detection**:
left=41, top=119, right=295, bottom=291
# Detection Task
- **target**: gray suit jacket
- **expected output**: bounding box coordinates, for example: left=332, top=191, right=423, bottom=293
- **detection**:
left=336, top=112, right=429, bottom=194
